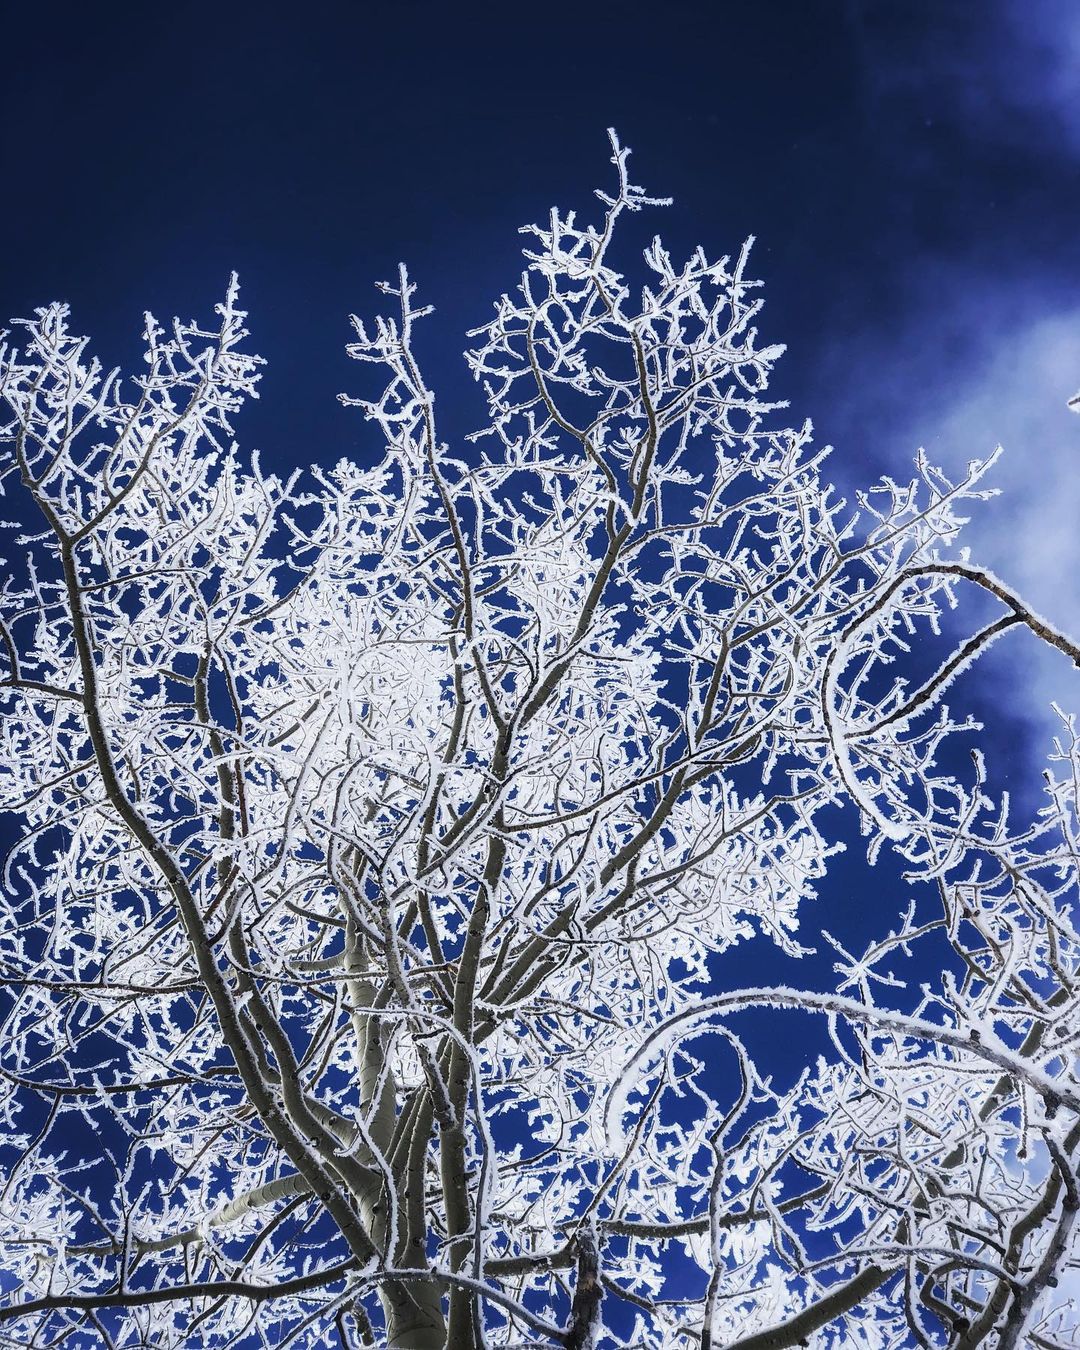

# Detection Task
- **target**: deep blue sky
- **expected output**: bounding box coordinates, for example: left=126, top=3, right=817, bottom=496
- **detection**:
left=4, top=2, right=1079, bottom=477
left=3, top=0, right=1080, bottom=1035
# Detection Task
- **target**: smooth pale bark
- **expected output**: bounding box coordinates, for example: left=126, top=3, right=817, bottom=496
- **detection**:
left=346, top=917, right=448, bottom=1348
left=383, top=1283, right=445, bottom=1350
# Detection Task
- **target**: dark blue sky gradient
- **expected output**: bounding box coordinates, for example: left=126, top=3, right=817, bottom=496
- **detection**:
left=3, top=1, right=1080, bottom=1079
left=4, top=2, right=1079, bottom=466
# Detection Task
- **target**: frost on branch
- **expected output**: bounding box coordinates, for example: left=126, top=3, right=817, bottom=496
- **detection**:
left=0, top=133, right=1079, bottom=1348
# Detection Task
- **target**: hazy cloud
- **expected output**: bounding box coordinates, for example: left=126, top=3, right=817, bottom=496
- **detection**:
left=992, top=0, right=1080, bottom=151
left=822, top=285, right=1080, bottom=763
left=853, top=0, right=1080, bottom=156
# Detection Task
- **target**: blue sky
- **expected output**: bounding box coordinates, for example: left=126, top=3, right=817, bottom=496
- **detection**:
left=2, top=0, right=1079, bottom=1105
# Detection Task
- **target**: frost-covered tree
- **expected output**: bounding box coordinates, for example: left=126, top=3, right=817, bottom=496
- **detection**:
left=1, top=133, right=1079, bottom=1350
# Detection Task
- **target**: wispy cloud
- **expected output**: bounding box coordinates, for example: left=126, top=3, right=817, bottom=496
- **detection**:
left=820, top=281, right=1080, bottom=762
left=991, top=0, right=1080, bottom=151
left=852, top=0, right=1080, bottom=155
left=917, top=305, right=1080, bottom=726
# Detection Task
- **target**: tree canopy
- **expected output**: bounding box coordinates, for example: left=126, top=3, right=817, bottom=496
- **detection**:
left=1, top=134, right=1079, bottom=1349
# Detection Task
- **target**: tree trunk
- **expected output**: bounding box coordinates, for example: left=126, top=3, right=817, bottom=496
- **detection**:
left=344, top=920, right=449, bottom=1348
left=383, top=1279, right=446, bottom=1350
left=564, top=1223, right=602, bottom=1350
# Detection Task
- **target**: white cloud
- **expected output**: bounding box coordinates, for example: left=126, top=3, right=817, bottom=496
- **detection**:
left=931, top=311, right=1080, bottom=622
left=926, top=307, right=1080, bottom=738
left=818, top=288, right=1080, bottom=761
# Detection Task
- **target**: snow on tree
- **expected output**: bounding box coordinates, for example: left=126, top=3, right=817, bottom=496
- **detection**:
left=0, top=132, right=1078, bottom=1349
